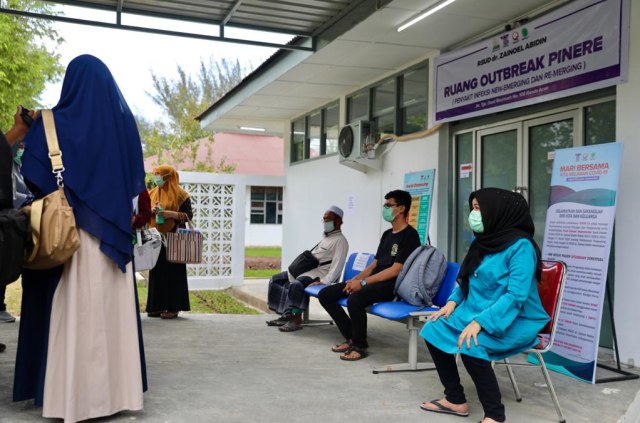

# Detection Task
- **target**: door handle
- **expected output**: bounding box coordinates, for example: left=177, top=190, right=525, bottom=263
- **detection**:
left=513, top=186, right=528, bottom=194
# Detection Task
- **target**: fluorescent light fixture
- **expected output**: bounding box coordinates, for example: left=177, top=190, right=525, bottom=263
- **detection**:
left=239, top=126, right=266, bottom=132
left=397, top=0, right=457, bottom=32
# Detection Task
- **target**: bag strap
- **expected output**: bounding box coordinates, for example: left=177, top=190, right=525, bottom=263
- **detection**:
left=41, top=109, right=66, bottom=187
left=136, top=230, right=143, bottom=246
left=25, top=200, right=44, bottom=263
left=309, top=242, right=331, bottom=266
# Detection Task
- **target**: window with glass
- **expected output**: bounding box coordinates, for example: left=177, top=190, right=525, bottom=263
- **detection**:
left=292, top=61, right=429, bottom=164
left=585, top=100, right=616, bottom=145
left=347, top=91, right=369, bottom=124
left=345, top=61, right=429, bottom=137
left=308, top=111, right=321, bottom=158
left=290, top=101, right=339, bottom=163
left=325, top=102, right=339, bottom=154
left=400, top=65, right=428, bottom=134
left=291, top=118, right=306, bottom=163
left=250, top=187, right=283, bottom=224
left=372, top=78, right=396, bottom=135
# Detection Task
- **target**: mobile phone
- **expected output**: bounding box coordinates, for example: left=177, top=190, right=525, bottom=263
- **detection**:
left=20, top=106, right=34, bottom=127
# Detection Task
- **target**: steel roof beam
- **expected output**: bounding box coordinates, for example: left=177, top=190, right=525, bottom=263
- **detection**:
left=0, top=6, right=314, bottom=52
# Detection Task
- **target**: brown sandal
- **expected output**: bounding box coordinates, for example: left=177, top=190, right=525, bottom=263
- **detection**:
left=160, top=311, right=178, bottom=319
left=340, top=346, right=368, bottom=361
left=331, top=341, right=352, bottom=353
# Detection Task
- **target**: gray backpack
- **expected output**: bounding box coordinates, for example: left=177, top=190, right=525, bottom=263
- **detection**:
left=394, top=245, right=447, bottom=307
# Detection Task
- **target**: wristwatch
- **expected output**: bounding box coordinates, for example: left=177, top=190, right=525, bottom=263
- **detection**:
left=360, top=279, right=367, bottom=287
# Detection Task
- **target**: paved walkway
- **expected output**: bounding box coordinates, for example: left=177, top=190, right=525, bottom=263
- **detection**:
left=0, top=279, right=639, bottom=422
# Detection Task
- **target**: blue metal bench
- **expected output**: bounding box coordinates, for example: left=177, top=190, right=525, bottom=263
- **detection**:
left=302, top=252, right=375, bottom=325
left=305, top=253, right=460, bottom=373
left=370, top=261, right=460, bottom=373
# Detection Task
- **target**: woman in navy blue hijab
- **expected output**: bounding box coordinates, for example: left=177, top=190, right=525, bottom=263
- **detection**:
left=14, top=55, right=147, bottom=421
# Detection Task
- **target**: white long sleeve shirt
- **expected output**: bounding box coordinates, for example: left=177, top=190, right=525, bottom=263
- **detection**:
left=288, top=229, right=349, bottom=284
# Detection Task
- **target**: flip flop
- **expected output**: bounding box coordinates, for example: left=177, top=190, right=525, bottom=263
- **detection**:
left=339, top=346, right=368, bottom=361
left=266, top=316, right=289, bottom=326
left=331, top=341, right=351, bottom=353
left=278, top=320, right=302, bottom=332
left=420, top=399, right=469, bottom=417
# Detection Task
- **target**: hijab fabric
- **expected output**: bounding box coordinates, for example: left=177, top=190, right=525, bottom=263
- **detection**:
left=21, top=55, right=146, bottom=272
left=458, top=188, right=541, bottom=298
left=148, top=165, right=189, bottom=233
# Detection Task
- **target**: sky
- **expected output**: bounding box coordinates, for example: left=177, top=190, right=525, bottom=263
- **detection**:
left=40, top=5, right=290, bottom=121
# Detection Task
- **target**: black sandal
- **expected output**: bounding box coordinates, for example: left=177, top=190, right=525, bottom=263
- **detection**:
left=340, top=346, right=368, bottom=361
left=278, top=320, right=303, bottom=332
left=266, top=316, right=291, bottom=326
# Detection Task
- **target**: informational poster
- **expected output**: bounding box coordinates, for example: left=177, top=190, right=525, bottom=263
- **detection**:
left=434, top=0, right=630, bottom=123
left=403, top=169, right=435, bottom=244
left=540, top=143, right=623, bottom=383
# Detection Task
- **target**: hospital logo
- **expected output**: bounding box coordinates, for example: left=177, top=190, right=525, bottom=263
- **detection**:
left=574, top=152, right=597, bottom=161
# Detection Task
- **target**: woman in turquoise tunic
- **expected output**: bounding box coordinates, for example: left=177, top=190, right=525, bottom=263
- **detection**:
left=419, top=188, right=549, bottom=423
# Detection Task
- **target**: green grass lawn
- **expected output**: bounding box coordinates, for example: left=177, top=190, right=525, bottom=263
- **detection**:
left=244, top=269, right=280, bottom=278
left=245, top=246, right=281, bottom=257
left=4, top=280, right=258, bottom=316
left=244, top=246, right=281, bottom=278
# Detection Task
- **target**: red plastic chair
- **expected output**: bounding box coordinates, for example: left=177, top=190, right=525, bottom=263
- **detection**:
left=496, top=260, right=568, bottom=423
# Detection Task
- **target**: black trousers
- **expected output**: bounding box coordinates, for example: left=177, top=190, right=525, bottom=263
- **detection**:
left=318, top=280, right=395, bottom=349
left=426, top=340, right=506, bottom=422
left=0, top=283, right=6, bottom=311
left=267, top=271, right=314, bottom=316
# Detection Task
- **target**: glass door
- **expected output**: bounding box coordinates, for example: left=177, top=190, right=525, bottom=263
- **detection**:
left=524, top=111, right=578, bottom=246
left=477, top=124, right=522, bottom=192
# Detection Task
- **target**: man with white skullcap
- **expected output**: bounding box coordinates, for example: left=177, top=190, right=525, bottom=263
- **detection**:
left=267, top=206, right=349, bottom=332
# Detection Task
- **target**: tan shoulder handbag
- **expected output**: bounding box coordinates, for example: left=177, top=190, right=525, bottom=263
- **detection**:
left=22, top=110, right=80, bottom=270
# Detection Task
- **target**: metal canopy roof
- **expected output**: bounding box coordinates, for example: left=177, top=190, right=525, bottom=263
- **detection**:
left=199, top=0, right=563, bottom=135
left=0, top=0, right=357, bottom=51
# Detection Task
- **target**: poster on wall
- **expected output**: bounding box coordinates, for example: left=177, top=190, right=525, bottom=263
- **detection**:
left=434, top=0, right=630, bottom=123
left=403, top=169, right=435, bottom=244
left=540, top=143, right=623, bottom=384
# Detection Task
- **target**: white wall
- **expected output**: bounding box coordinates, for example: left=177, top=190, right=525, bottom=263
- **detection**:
left=243, top=189, right=283, bottom=247
left=244, top=224, right=282, bottom=247
left=613, top=0, right=640, bottom=366
left=281, top=133, right=441, bottom=271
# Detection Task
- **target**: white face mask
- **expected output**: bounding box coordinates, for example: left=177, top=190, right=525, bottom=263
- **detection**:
left=323, top=220, right=335, bottom=233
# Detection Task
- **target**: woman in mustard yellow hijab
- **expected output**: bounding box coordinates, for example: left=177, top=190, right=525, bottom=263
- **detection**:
left=147, top=165, right=193, bottom=319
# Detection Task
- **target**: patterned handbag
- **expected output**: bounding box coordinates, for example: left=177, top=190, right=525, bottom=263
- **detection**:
left=165, top=220, right=203, bottom=264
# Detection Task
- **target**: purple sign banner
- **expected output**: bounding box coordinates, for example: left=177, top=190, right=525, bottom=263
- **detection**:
left=434, top=0, right=630, bottom=123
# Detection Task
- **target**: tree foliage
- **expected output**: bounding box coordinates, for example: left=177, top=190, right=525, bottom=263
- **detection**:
left=0, top=1, right=64, bottom=129
left=139, top=57, right=249, bottom=173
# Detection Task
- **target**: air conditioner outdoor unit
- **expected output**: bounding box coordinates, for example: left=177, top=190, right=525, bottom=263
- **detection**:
left=337, top=120, right=382, bottom=172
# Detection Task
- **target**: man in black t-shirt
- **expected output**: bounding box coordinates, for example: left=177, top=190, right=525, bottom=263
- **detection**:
left=319, top=189, right=421, bottom=361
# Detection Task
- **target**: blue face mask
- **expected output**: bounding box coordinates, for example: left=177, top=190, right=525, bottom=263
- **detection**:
left=468, top=210, right=484, bottom=233
left=153, top=175, right=165, bottom=187
left=382, top=206, right=395, bottom=222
